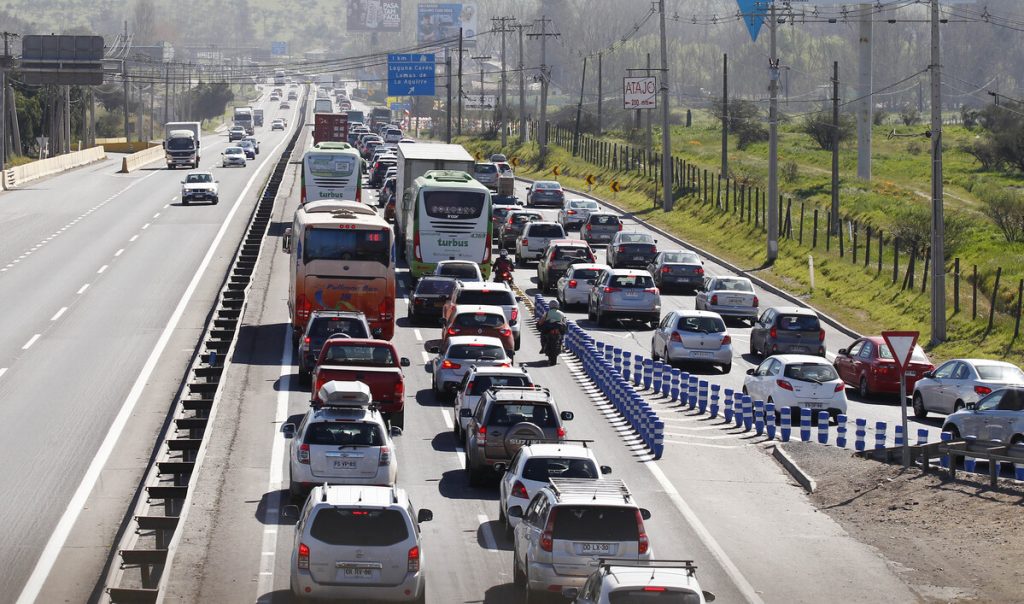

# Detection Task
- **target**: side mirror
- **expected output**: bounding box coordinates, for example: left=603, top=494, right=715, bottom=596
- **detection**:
left=417, top=509, right=433, bottom=523
left=493, top=462, right=507, bottom=474
left=600, top=465, right=612, bottom=475
left=703, top=591, right=717, bottom=602
left=424, top=364, right=434, bottom=374
left=561, top=587, right=580, bottom=599
left=459, top=408, right=473, bottom=418
left=428, top=346, right=440, bottom=354
left=282, top=228, right=292, bottom=253
left=371, top=327, right=383, bottom=338
left=966, top=402, right=976, bottom=411
left=400, top=357, right=411, bottom=367
left=640, top=508, right=652, bottom=520
left=180, top=180, right=185, bottom=184
left=507, top=506, right=524, bottom=519
left=282, top=423, right=296, bottom=437
left=560, top=411, right=574, bottom=421
left=746, top=368, right=755, bottom=375
left=922, top=370, right=933, bottom=379
left=837, top=348, right=848, bottom=356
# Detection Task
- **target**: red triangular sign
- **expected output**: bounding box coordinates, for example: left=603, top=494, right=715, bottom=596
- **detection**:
left=881, top=331, right=920, bottom=372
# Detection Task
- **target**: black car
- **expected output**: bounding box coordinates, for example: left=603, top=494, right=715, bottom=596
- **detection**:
left=378, top=176, right=397, bottom=208
left=297, top=311, right=373, bottom=382
left=607, top=232, right=658, bottom=268
left=526, top=181, right=565, bottom=207
left=368, top=156, right=398, bottom=188
left=408, top=277, right=458, bottom=324
left=647, top=250, right=704, bottom=292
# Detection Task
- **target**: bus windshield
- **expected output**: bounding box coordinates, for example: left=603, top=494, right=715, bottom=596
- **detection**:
left=307, top=153, right=357, bottom=178
left=304, top=228, right=390, bottom=264
left=424, top=191, right=486, bottom=220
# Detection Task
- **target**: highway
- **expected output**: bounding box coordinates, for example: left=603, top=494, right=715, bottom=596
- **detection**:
left=0, top=87, right=305, bottom=603
left=160, top=96, right=920, bottom=604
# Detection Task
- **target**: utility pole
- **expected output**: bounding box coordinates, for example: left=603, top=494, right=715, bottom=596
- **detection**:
left=597, top=51, right=603, bottom=136
left=471, top=55, right=490, bottom=133
left=573, top=56, right=587, bottom=156
left=457, top=28, right=464, bottom=136
left=645, top=53, right=652, bottom=152
left=164, top=64, right=169, bottom=125
left=528, top=15, right=558, bottom=166
left=88, top=87, right=95, bottom=147
left=492, top=17, right=513, bottom=147
left=123, top=20, right=130, bottom=139
left=857, top=4, right=873, bottom=180
left=658, top=0, right=673, bottom=211
left=446, top=50, right=453, bottom=143
left=929, top=0, right=946, bottom=344
left=515, top=21, right=528, bottom=143
left=721, top=53, right=728, bottom=176
left=831, top=61, right=840, bottom=235
left=0, top=33, right=9, bottom=170
left=149, top=80, right=155, bottom=141
left=766, top=3, right=780, bottom=262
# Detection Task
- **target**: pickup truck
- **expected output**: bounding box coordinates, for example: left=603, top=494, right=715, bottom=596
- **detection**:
left=311, top=338, right=412, bottom=430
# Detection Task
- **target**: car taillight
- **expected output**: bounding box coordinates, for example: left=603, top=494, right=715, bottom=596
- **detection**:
left=975, top=385, right=992, bottom=396
left=777, top=380, right=794, bottom=391
left=635, top=509, right=649, bottom=554
left=556, top=426, right=566, bottom=438
left=297, top=294, right=314, bottom=319
left=650, top=246, right=657, bottom=254
left=394, top=379, right=404, bottom=401
left=379, top=446, right=391, bottom=466
left=380, top=297, right=394, bottom=321
left=670, top=332, right=682, bottom=343
left=540, top=508, right=557, bottom=552
left=819, top=329, right=826, bottom=342
left=710, top=294, right=718, bottom=305
left=835, top=382, right=846, bottom=392
left=567, top=209, right=576, bottom=215
left=770, top=326, right=777, bottom=339
left=618, top=223, right=623, bottom=231
left=643, top=586, right=667, bottom=592
left=568, top=279, right=578, bottom=288
left=484, top=232, right=491, bottom=262
left=413, top=229, right=421, bottom=260
left=511, top=308, right=519, bottom=322
left=511, top=480, right=528, bottom=499
left=298, top=543, right=310, bottom=569
left=661, top=266, right=671, bottom=273
left=441, top=358, right=462, bottom=370
left=644, top=287, right=659, bottom=294
left=604, top=287, right=619, bottom=293
left=499, top=327, right=511, bottom=337
left=298, top=444, right=310, bottom=464
left=407, top=546, right=420, bottom=572
left=447, top=327, right=460, bottom=336
left=478, top=424, right=487, bottom=446
left=696, top=267, right=704, bottom=275
left=550, top=252, right=557, bottom=262
left=304, top=336, right=311, bottom=345
left=586, top=224, right=592, bottom=231
left=618, top=245, right=626, bottom=253
left=753, top=295, right=759, bottom=307
left=500, top=362, right=511, bottom=367
left=721, top=335, right=732, bottom=345
left=521, top=238, right=528, bottom=246
left=374, top=161, right=380, bottom=170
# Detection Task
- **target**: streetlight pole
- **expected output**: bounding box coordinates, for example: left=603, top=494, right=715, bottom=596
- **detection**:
left=929, top=0, right=946, bottom=343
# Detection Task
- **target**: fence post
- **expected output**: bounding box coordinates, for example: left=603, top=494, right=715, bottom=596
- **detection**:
left=852, top=221, right=858, bottom=264
left=973, top=264, right=978, bottom=320
left=921, top=246, right=930, bottom=293
left=1014, top=279, right=1023, bottom=339
left=893, top=237, right=900, bottom=285
left=755, top=192, right=760, bottom=228
left=988, top=266, right=1002, bottom=332
left=812, top=209, right=818, bottom=248
left=864, top=225, right=871, bottom=267
left=877, top=229, right=884, bottom=275
left=799, top=202, right=805, bottom=245
left=724, top=177, right=730, bottom=212
left=717, top=175, right=722, bottom=209
left=838, top=218, right=845, bottom=257
left=825, top=212, right=831, bottom=251
left=785, top=198, right=792, bottom=239
left=702, top=169, right=708, bottom=202
left=953, top=258, right=960, bottom=313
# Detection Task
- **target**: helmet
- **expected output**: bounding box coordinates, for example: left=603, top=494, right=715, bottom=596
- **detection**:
left=548, top=300, right=560, bottom=310
left=499, top=249, right=509, bottom=258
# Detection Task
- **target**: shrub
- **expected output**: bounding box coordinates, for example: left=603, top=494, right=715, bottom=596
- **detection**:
left=906, top=141, right=923, bottom=156
left=781, top=160, right=799, bottom=183
left=800, top=111, right=854, bottom=151
left=900, top=106, right=921, bottom=126
left=710, top=98, right=767, bottom=150
left=974, top=182, right=1024, bottom=242
left=887, top=204, right=972, bottom=253
left=873, top=109, right=888, bottom=126
left=959, top=137, right=1004, bottom=171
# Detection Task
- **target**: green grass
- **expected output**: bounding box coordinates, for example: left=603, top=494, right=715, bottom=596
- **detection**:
left=458, top=134, right=1024, bottom=367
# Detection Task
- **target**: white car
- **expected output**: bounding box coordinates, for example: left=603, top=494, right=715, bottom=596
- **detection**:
left=453, top=366, right=534, bottom=439
left=271, top=119, right=285, bottom=131
left=433, top=260, right=483, bottom=283
left=913, top=359, right=1024, bottom=418
left=427, top=336, right=511, bottom=399
left=743, top=354, right=848, bottom=422
left=221, top=146, right=246, bottom=167
left=284, top=381, right=397, bottom=499
left=556, top=263, right=609, bottom=308
left=515, top=221, right=566, bottom=264
left=496, top=442, right=611, bottom=533
left=180, top=171, right=219, bottom=205
left=565, top=560, right=715, bottom=603
left=557, top=198, right=600, bottom=230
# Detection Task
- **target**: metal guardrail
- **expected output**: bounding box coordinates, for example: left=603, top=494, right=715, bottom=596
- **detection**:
left=101, top=93, right=308, bottom=604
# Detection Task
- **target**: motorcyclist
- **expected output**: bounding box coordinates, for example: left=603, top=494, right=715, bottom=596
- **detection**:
left=537, top=299, right=567, bottom=354
left=492, top=249, right=515, bottom=282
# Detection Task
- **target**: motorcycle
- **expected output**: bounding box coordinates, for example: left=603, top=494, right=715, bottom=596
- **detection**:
left=540, top=322, right=567, bottom=366
left=493, top=267, right=514, bottom=285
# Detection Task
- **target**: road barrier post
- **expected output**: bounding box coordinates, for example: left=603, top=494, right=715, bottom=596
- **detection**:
left=836, top=415, right=848, bottom=448
left=723, top=388, right=734, bottom=422
left=635, top=358, right=646, bottom=387
left=653, top=420, right=664, bottom=459
left=710, top=384, right=720, bottom=419
left=688, top=377, right=699, bottom=410
left=874, top=422, right=887, bottom=450
left=661, top=367, right=671, bottom=398
left=642, top=359, right=654, bottom=390
left=743, top=395, right=754, bottom=431
left=800, top=408, right=812, bottom=442
left=855, top=418, right=867, bottom=451
left=622, top=351, right=632, bottom=382
left=766, top=402, right=777, bottom=440
left=818, top=411, right=830, bottom=444
left=698, top=381, right=709, bottom=414
left=652, top=361, right=664, bottom=393
left=612, top=347, right=622, bottom=372
left=916, top=428, right=928, bottom=447
left=780, top=409, right=792, bottom=442
left=754, top=399, right=765, bottom=436
left=670, top=369, right=681, bottom=402
left=733, top=392, right=744, bottom=427
left=894, top=424, right=904, bottom=448
left=964, top=448, right=976, bottom=474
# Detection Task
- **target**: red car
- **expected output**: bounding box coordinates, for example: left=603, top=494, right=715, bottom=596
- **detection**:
left=312, top=338, right=411, bottom=429
left=833, top=336, right=935, bottom=399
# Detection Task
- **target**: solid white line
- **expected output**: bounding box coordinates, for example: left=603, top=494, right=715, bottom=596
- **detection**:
left=129, top=235, right=139, bottom=242
left=22, top=334, right=41, bottom=350
left=96, top=265, right=108, bottom=274
left=50, top=307, right=67, bottom=322
left=141, top=223, right=151, bottom=230
left=441, top=409, right=453, bottom=430
left=77, top=284, right=90, bottom=295
left=454, top=446, right=467, bottom=469
left=15, top=123, right=294, bottom=604
left=478, top=514, right=499, bottom=551
left=114, top=249, right=124, bottom=257
left=0, top=368, right=6, bottom=379
left=644, top=461, right=764, bottom=604
left=414, top=329, right=423, bottom=342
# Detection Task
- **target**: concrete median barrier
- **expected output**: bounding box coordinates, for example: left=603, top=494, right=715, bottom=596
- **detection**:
left=118, top=143, right=164, bottom=173
left=1, top=146, right=107, bottom=191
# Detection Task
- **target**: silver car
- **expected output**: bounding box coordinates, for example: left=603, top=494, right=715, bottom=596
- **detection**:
left=580, top=212, right=622, bottom=246
left=913, top=359, right=1024, bottom=418
left=647, top=250, right=704, bottom=292
left=695, top=276, right=758, bottom=324
left=556, top=263, right=609, bottom=308
left=941, top=386, right=1024, bottom=444
left=558, top=198, right=600, bottom=230
left=516, top=221, right=566, bottom=265
left=221, top=146, right=247, bottom=167
left=427, top=336, right=511, bottom=398
left=651, top=310, right=733, bottom=373
left=473, top=162, right=500, bottom=190
left=587, top=269, right=661, bottom=329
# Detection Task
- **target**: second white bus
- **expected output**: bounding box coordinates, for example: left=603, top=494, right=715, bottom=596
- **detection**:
left=301, top=147, right=363, bottom=204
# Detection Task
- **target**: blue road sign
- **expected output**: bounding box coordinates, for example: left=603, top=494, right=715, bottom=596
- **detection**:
left=387, top=53, right=436, bottom=97
left=271, top=41, right=288, bottom=56
left=390, top=102, right=412, bottom=112
left=736, top=0, right=767, bottom=42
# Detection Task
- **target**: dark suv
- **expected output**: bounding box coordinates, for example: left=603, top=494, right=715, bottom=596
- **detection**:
left=297, top=311, right=372, bottom=382
left=750, top=306, right=826, bottom=357
left=462, top=387, right=574, bottom=486
left=368, top=155, right=398, bottom=188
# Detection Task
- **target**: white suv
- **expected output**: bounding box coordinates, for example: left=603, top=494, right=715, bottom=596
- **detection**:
left=565, top=560, right=716, bottom=603
left=290, top=484, right=432, bottom=603
left=284, top=381, right=398, bottom=499
left=453, top=365, right=534, bottom=439
left=509, top=478, right=652, bottom=599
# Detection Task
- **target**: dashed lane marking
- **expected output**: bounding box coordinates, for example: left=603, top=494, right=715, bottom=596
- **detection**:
left=141, top=223, right=151, bottom=230
left=0, top=368, right=7, bottom=380
left=22, top=334, right=41, bottom=350
left=414, top=329, right=423, bottom=342
left=478, top=514, right=499, bottom=551
left=129, top=235, right=139, bottom=242
left=77, top=284, right=90, bottom=295
left=50, top=307, right=67, bottom=322
left=97, top=265, right=108, bottom=274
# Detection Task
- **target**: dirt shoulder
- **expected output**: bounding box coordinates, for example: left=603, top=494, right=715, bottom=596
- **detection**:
left=778, top=442, right=1024, bottom=603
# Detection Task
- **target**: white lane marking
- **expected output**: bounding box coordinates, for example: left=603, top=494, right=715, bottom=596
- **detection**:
left=22, top=334, right=41, bottom=350
left=141, top=223, right=151, bottom=230
left=114, top=249, right=124, bottom=257
left=826, top=351, right=836, bottom=361
left=171, top=196, right=178, bottom=202
left=661, top=440, right=744, bottom=450
left=421, top=351, right=430, bottom=364
left=50, top=307, right=68, bottom=322
left=15, top=121, right=295, bottom=604
left=257, top=324, right=292, bottom=600
left=77, top=284, right=90, bottom=295
left=414, top=329, right=423, bottom=342
left=644, top=462, right=764, bottom=604
left=454, top=446, right=467, bottom=469
left=441, top=408, right=453, bottom=430
left=153, top=212, right=161, bottom=219
left=164, top=203, right=171, bottom=208
left=0, top=368, right=6, bottom=380
left=129, top=235, right=139, bottom=242
left=96, top=265, right=108, bottom=274
left=478, top=514, right=499, bottom=551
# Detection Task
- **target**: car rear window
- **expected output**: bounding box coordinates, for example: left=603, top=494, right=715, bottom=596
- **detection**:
left=488, top=403, right=556, bottom=427
left=552, top=506, right=639, bottom=541
left=590, top=215, right=619, bottom=226
left=305, top=421, right=383, bottom=446
left=493, top=207, right=515, bottom=220
left=528, top=224, right=565, bottom=238
left=783, top=363, right=839, bottom=383
left=877, top=344, right=930, bottom=363
left=619, top=233, right=654, bottom=243
left=456, top=290, right=515, bottom=306
left=449, top=344, right=505, bottom=360
left=310, top=317, right=369, bottom=340
left=323, top=344, right=396, bottom=366
left=975, top=365, right=1024, bottom=381
left=522, top=457, right=599, bottom=481
left=715, top=278, right=753, bottom=292
left=470, top=375, right=532, bottom=395
left=512, top=213, right=541, bottom=224
left=536, top=182, right=560, bottom=190
left=662, top=252, right=700, bottom=264
left=554, top=247, right=591, bottom=261
left=569, top=200, right=599, bottom=210
left=454, top=312, right=506, bottom=329
left=309, top=508, right=409, bottom=546
left=676, top=316, right=726, bottom=333
left=415, top=278, right=456, bottom=295
left=571, top=268, right=603, bottom=281
left=777, top=314, right=821, bottom=331
left=610, top=275, right=654, bottom=288
left=609, top=591, right=702, bottom=604
left=474, top=164, right=498, bottom=174
left=437, top=263, right=480, bottom=278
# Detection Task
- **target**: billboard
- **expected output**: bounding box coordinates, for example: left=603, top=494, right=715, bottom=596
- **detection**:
left=348, top=0, right=403, bottom=32
left=271, top=41, right=288, bottom=56
left=623, top=77, right=657, bottom=110
left=21, top=35, right=105, bottom=85
left=416, top=3, right=478, bottom=47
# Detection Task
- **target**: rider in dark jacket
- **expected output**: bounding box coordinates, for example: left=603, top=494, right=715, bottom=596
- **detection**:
left=492, top=249, right=515, bottom=282
left=537, top=299, right=567, bottom=354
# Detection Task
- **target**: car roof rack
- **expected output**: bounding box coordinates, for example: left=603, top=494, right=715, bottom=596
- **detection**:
left=520, top=438, right=593, bottom=448
left=597, top=558, right=698, bottom=577
left=548, top=477, right=632, bottom=503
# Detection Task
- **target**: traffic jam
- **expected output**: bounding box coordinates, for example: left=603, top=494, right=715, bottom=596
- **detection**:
left=274, top=86, right=1024, bottom=603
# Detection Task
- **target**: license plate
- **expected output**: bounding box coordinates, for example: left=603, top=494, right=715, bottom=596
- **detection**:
left=577, top=542, right=612, bottom=555
left=789, top=346, right=807, bottom=353
left=804, top=402, right=825, bottom=409
left=689, top=351, right=713, bottom=358
left=333, top=460, right=358, bottom=469
left=342, top=568, right=378, bottom=580
left=906, top=371, right=917, bottom=377
left=727, top=297, right=745, bottom=305
left=623, top=290, right=640, bottom=298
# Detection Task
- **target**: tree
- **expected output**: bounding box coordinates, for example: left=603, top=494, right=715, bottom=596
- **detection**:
left=974, top=182, right=1024, bottom=243
left=187, top=83, right=234, bottom=122
left=800, top=111, right=854, bottom=151
left=710, top=98, right=767, bottom=150
left=133, top=0, right=158, bottom=45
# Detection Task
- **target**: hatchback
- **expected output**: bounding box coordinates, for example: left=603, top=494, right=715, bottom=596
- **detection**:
left=473, top=162, right=500, bottom=190
left=588, top=269, right=661, bottom=329
left=558, top=198, right=601, bottom=230
left=833, top=336, right=934, bottom=399
left=369, top=156, right=398, bottom=188
left=427, top=336, right=511, bottom=398
left=750, top=306, right=825, bottom=357
left=407, top=276, right=457, bottom=324
left=743, top=354, right=848, bottom=421
left=443, top=281, right=522, bottom=349
left=500, top=210, right=543, bottom=249
left=651, top=310, right=733, bottom=373
left=565, top=560, right=715, bottom=604
left=526, top=180, right=565, bottom=207
left=580, top=212, right=623, bottom=246
left=433, top=260, right=483, bottom=282
left=647, top=250, right=704, bottom=292
left=695, top=276, right=758, bottom=324
left=441, top=304, right=515, bottom=358
left=607, top=232, right=658, bottom=269
left=290, top=484, right=431, bottom=603
left=492, top=204, right=521, bottom=233
left=941, top=386, right=1024, bottom=444
left=536, top=239, right=596, bottom=292
left=912, top=359, right=1024, bottom=418
left=556, top=263, right=610, bottom=308
left=516, top=221, right=566, bottom=265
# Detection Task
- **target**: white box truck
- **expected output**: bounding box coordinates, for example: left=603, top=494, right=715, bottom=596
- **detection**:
left=163, top=121, right=202, bottom=169
left=395, top=142, right=475, bottom=254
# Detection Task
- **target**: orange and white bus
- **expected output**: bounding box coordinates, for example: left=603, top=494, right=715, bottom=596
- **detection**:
left=283, top=200, right=396, bottom=341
